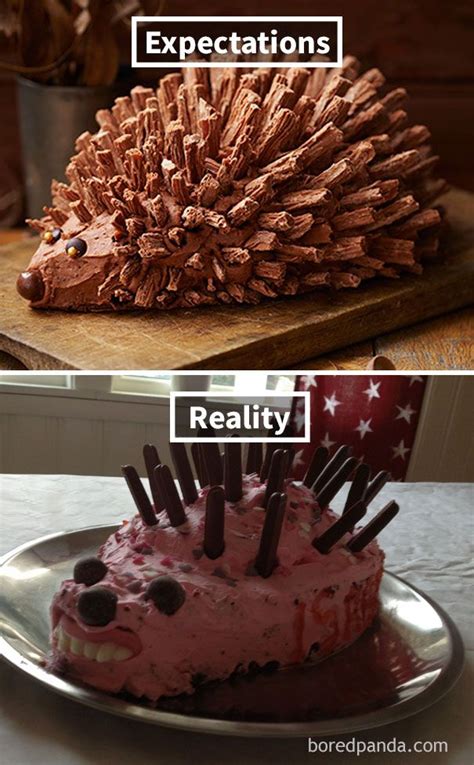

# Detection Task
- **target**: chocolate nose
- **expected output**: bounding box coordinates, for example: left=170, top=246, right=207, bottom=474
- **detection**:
left=16, top=270, right=45, bottom=302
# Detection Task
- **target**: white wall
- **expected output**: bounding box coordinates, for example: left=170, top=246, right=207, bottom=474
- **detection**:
left=0, top=376, right=473, bottom=481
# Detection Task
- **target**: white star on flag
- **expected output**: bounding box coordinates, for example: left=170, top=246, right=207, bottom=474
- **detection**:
left=392, top=439, right=410, bottom=461
left=300, top=375, right=317, bottom=390
left=396, top=402, right=416, bottom=424
left=292, top=449, right=306, bottom=468
left=320, top=432, right=336, bottom=450
left=409, top=376, right=423, bottom=386
left=363, top=379, right=381, bottom=402
left=355, top=417, right=373, bottom=440
left=293, top=408, right=306, bottom=433
left=323, top=392, right=342, bottom=417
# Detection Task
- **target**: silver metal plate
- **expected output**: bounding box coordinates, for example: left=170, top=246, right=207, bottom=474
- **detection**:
left=0, top=525, right=464, bottom=738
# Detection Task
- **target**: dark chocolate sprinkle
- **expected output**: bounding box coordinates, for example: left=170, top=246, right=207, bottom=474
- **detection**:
left=145, top=575, right=186, bottom=615
left=73, top=556, right=108, bottom=586
left=77, top=586, right=117, bottom=626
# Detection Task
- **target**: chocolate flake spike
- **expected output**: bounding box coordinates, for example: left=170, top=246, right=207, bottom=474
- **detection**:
left=154, top=464, right=186, bottom=527
left=313, top=500, right=367, bottom=553
left=191, top=442, right=207, bottom=487
left=263, top=449, right=290, bottom=508
left=122, top=465, right=157, bottom=526
left=364, top=470, right=391, bottom=505
left=199, top=426, right=223, bottom=486
left=143, top=443, right=165, bottom=512
left=303, top=446, right=329, bottom=487
left=347, top=500, right=399, bottom=553
left=224, top=438, right=243, bottom=502
left=170, top=443, right=198, bottom=505
left=343, top=462, right=371, bottom=513
left=255, top=492, right=287, bottom=578
left=204, top=485, right=225, bottom=559
left=315, top=456, right=359, bottom=509
left=312, top=444, right=353, bottom=493
left=246, top=442, right=263, bottom=475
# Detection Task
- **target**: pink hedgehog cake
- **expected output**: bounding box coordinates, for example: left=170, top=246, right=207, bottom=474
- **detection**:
left=49, top=439, right=398, bottom=701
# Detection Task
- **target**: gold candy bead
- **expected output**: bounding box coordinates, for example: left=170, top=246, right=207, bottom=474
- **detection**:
left=67, top=246, right=79, bottom=258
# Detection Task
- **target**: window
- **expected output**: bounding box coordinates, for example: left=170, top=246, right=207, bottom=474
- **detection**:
left=110, top=373, right=172, bottom=397
left=110, top=373, right=295, bottom=398
left=0, top=373, right=72, bottom=389
left=0, top=373, right=296, bottom=401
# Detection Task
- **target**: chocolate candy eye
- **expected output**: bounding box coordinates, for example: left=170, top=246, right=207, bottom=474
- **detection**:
left=145, top=576, right=186, bottom=615
left=42, top=227, right=62, bottom=244
left=16, top=270, right=45, bottom=302
left=66, top=237, right=87, bottom=258
left=73, top=556, right=108, bottom=586
left=77, top=586, right=117, bottom=626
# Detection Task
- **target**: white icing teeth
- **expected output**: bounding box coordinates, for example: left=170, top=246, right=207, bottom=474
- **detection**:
left=55, top=625, right=133, bottom=662
left=57, top=629, right=70, bottom=652
left=114, top=646, right=133, bottom=661
left=96, top=642, right=117, bottom=663
left=70, top=637, right=83, bottom=656
left=83, top=641, right=99, bottom=660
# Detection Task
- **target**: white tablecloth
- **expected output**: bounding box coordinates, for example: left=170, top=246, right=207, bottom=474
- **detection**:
left=0, top=476, right=472, bottom=765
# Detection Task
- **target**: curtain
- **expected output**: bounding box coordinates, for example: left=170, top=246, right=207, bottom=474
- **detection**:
left=291, top=375, right=427, bottom=481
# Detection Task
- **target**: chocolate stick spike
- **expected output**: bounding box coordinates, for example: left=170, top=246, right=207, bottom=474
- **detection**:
left=343, top=463, right=371, bottom=513
left=263, top=449, right=290, bottom=508
left=364, top=470, right=391, bottom=505
left=315, top=456, right=359, bottom=509
left=204, top=485, right=225, bottom=559
left=347, top=500, right=399, bottom=553
left=260, top=442, right=278, bottom=482
left=143, top=444, right=165, bottom=512
left=199, top=426, right=223, bottom=486
left=255, top=492, right=287, bottom=578
left=224, top=438, right=243, bottom=502
left=198, top=445, right=210, bottom=486
left=170, top=443, right=198, bottom=506
left=312, top=444, right=353, bottom=493
left=313, top=500, right=366, bottom=553
left=303, top=446, right=329, bottom=487
left=154, top=464, right=186, bottom=527
left=246, top=442, right=263, bottom=475
left=122, top=465, right=158, bottom=526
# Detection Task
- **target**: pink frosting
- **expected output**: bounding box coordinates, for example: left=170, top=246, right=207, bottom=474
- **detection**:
left=50, top=476, right=384, bottom=700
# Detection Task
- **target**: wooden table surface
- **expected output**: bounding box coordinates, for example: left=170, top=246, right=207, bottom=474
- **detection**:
left=1, top=194, right=473, bottom=371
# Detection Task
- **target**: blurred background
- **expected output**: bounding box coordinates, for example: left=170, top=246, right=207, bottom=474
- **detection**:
left=0, top=0, right=473, bottom=226
left=0, top=372, right=472, bottom=481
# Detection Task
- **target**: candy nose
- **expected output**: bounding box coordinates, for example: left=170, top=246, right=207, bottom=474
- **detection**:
left=16, top=270, right=45, bottom=302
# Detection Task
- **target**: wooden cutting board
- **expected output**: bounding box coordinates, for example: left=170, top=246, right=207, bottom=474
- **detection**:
left=0, top=188, right=473, bottom=370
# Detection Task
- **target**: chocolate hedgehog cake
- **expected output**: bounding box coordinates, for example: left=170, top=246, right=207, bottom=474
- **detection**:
left=18, top=57, right=444, bottom=311
left=50, top=439, right=399, bottom=701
